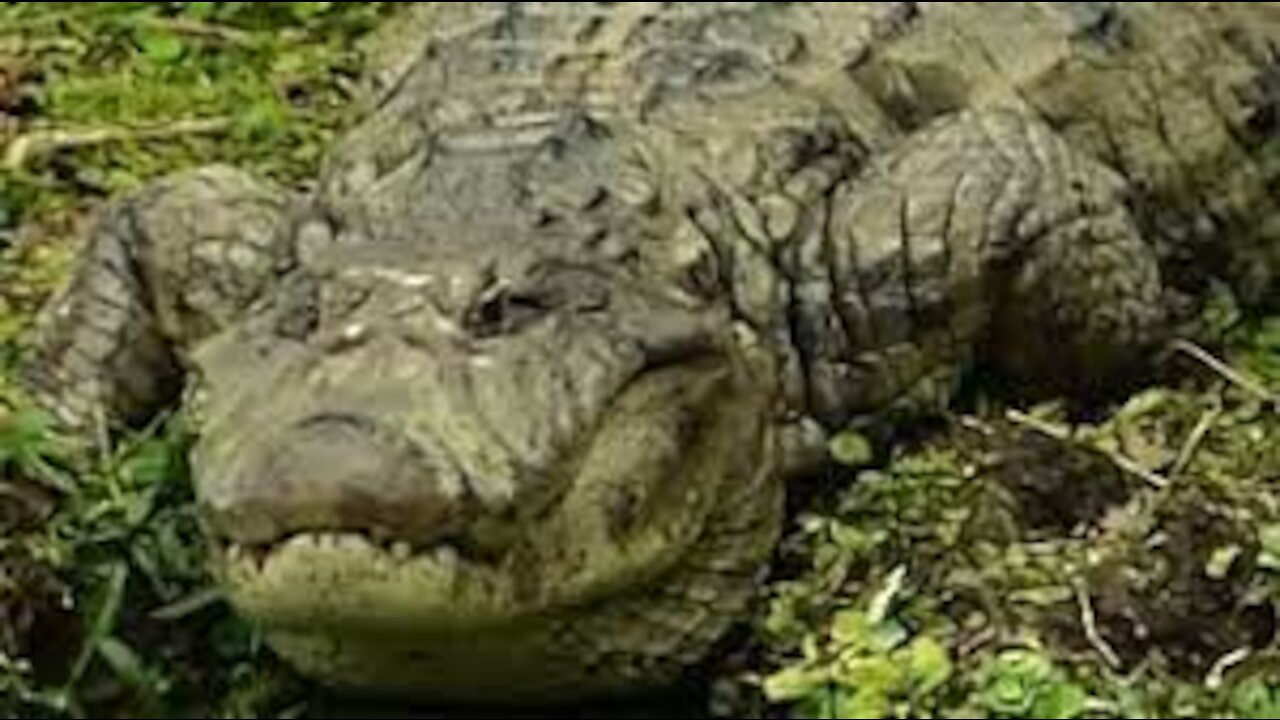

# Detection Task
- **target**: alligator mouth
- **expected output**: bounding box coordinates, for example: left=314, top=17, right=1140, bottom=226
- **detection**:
left=205, top=337, right=731, bottom=563
left=209, top=345, right=745, bottom=632
left=214, top=529, right=545, bottom=633
left=214, top=532, right=519, bottom=621
left=218, top=530, right=492, bottom=574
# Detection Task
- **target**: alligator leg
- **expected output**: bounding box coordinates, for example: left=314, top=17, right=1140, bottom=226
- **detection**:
left=973, top=111, right=1168, bottom=395
left=21, top=166, right=294, bottom=435
left=804, top=107, right=1167, bottom=428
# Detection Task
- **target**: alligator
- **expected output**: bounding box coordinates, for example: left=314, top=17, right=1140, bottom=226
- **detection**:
left=18, top=1, right=1280, bottom=705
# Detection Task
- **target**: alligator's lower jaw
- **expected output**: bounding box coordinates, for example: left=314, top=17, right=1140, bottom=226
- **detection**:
left=213, top=528, right=759, bottom=704
left=215, top=532, right=724, bottom=704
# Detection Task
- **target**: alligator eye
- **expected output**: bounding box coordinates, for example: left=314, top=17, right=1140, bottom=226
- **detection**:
left=466, top=288, right=552, bottom=338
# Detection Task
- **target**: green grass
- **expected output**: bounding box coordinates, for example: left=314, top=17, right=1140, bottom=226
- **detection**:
left=1, top=1, right=394, bottom=346
left=3, top=3, right=1280, bottom=719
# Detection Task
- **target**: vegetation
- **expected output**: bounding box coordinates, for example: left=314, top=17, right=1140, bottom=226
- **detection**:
left=1, top=3, right=390, bottom=717
left=745, top=326, right=1280, bottom=718
left=2, top=3, right=1279, bottom=718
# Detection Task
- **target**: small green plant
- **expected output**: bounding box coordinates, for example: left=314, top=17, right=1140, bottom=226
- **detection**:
left=0, top=407, right=76, bottom=493
left=762, top=569, right=955, bottom=719
left=966, top=649, right=1090, bottom=720
left=1229, top=676, right=1280, bottom=719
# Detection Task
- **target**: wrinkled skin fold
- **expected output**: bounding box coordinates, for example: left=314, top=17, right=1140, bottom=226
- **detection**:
left=19, top=2, right=1280, bottom=704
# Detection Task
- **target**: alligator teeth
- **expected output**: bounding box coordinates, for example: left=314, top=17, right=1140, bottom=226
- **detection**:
left=433, top=545, right=460, bottom=569
left=334, top=534, right=371, bottom=553
left=434, top=316, right=460, bottom=335
left=391, top=542, right=414, bottom=562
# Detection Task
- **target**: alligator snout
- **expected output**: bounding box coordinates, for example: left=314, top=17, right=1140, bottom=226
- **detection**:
left=201, top=413, right=474, bottom=548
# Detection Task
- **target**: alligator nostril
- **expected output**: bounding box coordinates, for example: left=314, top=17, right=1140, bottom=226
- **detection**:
left=203, top=414, right=470, bottom=547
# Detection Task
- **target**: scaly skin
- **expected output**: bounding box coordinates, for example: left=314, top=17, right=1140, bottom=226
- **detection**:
left=20, top=2, right=1280, bottom=704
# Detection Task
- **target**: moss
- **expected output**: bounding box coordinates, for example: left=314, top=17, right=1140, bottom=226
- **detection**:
left=742, top=334, right=1280, bottom=718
